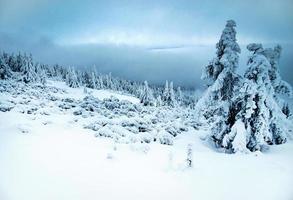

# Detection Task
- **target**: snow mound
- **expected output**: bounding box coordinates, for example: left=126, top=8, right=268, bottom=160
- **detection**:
left=47, top=80, right=140, bottom=104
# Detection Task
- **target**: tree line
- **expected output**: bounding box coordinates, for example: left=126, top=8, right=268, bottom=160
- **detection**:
left=0, top=51, right=197, bottom=108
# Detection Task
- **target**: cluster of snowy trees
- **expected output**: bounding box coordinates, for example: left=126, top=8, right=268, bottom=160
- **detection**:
left=140, top=80, right=180, bottom=107
left=196, top=20, right=292, bottom=152
left=2, top=20, right=290, bottom=153
left=0, top=51, right=196, bottom=107
left=0, top=52, right=47, bottom=84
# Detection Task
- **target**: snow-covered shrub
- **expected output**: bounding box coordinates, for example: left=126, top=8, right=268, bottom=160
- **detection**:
left=111, top=125, right=134, bottom=138
left=0, top=101, right=14, bottom=112
left=79, top=95, right=102, bottom=112
left=27, top=107, right=38, bottom=114
left=165, top=125, right=180, bottom=137
left=59, top=98, right=78, bottom=110
left=158, top=130, right=174, bottom=145
left=84, top=119, right=109, bottom=131
left=138, top=132, right=154, bottom=143
left=121, top=119, right=139, bottom=134
left=137, top=120, right=153, bottom=133
left=73, top=109, right=82, bottom=115
left=95, top=125, right=115, bottom=138
left=103, top=96, right=120, bottom=110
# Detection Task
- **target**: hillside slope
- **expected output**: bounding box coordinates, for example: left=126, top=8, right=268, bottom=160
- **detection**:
left=0, top=80, right=293, bottom=200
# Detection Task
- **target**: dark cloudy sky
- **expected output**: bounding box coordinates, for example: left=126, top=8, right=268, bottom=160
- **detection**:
left=0, top=0, right=293, bottom=88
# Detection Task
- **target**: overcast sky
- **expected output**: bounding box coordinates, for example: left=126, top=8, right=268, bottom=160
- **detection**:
left=0, top=0, right=292, bottom=88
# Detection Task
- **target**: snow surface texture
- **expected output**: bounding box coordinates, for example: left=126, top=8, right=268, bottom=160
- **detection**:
left=0, top=80, right=193, bottom=145
left=1, top=80, right=293, bottom=200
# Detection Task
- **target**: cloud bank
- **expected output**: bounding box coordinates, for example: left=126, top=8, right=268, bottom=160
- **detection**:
left=0, top=0, right=292, bottom=87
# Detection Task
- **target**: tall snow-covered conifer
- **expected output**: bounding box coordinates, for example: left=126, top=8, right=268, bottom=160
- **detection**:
left=213, top=43, right=291, bottom=152
left=162, top=80, right=169, bottom=104
left=176, top=86, right=183, bottom=106
left=162, top=80, right=176, bottom=107
left=262, top=45, right=293, bottom=117
left=35, top=63, right=47, bottom=85
left=21, top=54, right=37, bottom=83
left=195, top=20, right=241, bottom=130
left=243, top=44, right=288, bottom=150
left=169, top=81, right=176, bottom=107
left=140, top=81, right=155, bottom=106
left=0, top=54, right=13, bottom=79
left=90, top=71, right=97, bottom=89
left=66, top=67, right=79, bottom=88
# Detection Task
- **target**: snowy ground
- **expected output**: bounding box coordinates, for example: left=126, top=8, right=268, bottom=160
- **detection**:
left=0, top=81, right=293, bottom=200
left=46, top=80, right=140, bottom=104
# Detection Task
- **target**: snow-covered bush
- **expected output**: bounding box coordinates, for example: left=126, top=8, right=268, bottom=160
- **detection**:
left=158, top=130, right=174, bottom=145
left=0, top=101, right=14, bottom=112
left=59, top=98, right=78, bottom=110
left=95, top=125, right=115, bottom=138
left=80, top=96, right=102, bottom=112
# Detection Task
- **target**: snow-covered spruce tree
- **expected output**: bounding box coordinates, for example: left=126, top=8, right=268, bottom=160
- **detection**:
left=262, top=45, right=293, bottom=117
left=75, top=70, right=84, bottom=87
left=14, top=53, right=24, bottom=72
left=105, top=73, right=115, bottom=90
left=201, top=20, right=241, bottom=86
left=81, top=71, right=91, bottom=88
left=161, top=80, right=177, bottom=107
left=89, top=71, right=97, bottom=89
left=263, top=45, right=292, bottom=96
left=48, top=64, right=62, bottom=80
left=244, top=44, right=288, bottom=149
left=156, top=95, right=163, bottom=107
left=45, top=64, right=55, bottom=78
left=195, top=19, right=241, bottom=133
left=162, top=80, right=169, bottom=104
left=176, top=86, right=183, bottom=106
left=66, top=67, right=79, bottom=88
left=35, top=63, right=47, bottom=85
left=97, top=75, right=104, bottom=89
left=21, top=54, right=37, bottom=83
left=140, top=81, right=155, bottom=106
left=0, top=54, right=13, bottom=79
left=169, top=82, right=176, bottom=107
left=218, top=43, right=290, bottom=152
